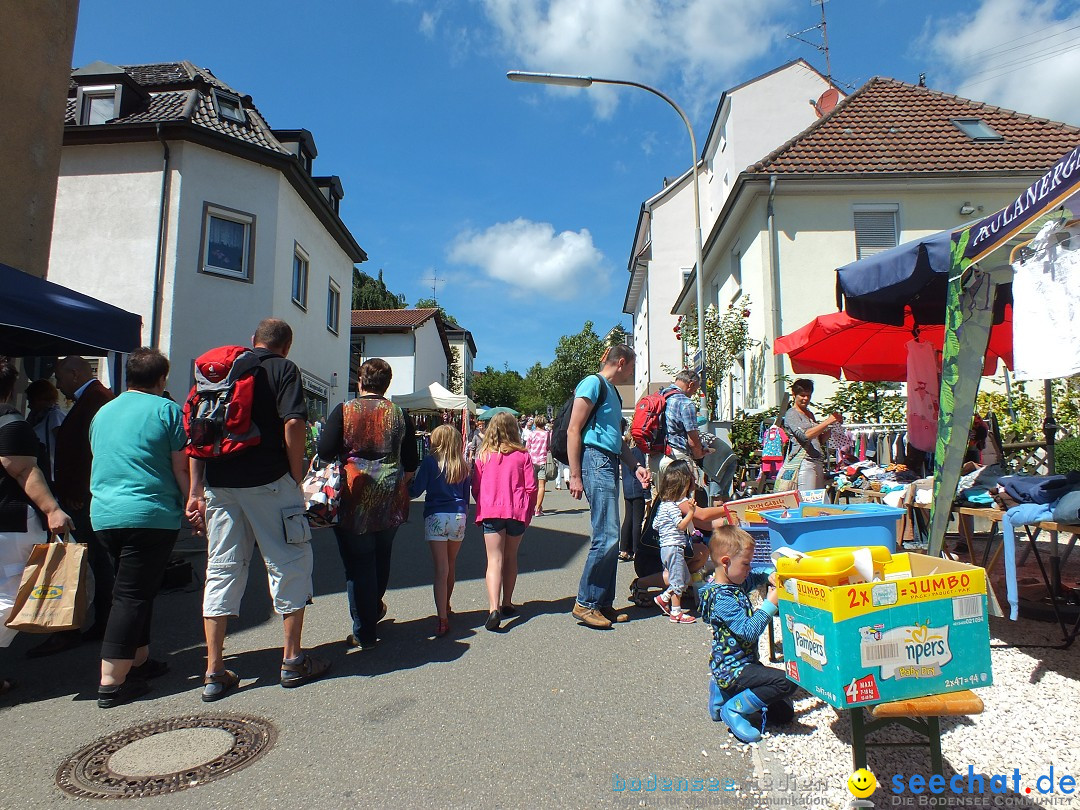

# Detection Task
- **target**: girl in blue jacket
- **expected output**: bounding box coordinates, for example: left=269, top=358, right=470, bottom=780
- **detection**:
left=409, top=424, right=470, bottom=637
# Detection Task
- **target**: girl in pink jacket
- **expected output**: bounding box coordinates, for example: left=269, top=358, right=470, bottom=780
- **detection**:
left=472, top=412, right=537, bottom=632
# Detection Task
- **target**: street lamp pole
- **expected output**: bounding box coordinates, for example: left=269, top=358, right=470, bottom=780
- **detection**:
left=507, top=71, right=706, bottom=398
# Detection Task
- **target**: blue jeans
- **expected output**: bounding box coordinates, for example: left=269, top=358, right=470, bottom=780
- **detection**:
left=577, top=446, right=620, bottom=609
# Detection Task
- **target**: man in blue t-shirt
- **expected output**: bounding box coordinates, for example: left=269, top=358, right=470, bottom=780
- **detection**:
left=567, top=344, right=651, bottom=629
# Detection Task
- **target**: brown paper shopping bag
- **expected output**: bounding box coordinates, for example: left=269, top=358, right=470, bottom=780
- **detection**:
left=4, top=539, right=88, bottom=633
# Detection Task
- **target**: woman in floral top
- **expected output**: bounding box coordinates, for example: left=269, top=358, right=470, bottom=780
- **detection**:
left=318, top=358, right=418, bottom=650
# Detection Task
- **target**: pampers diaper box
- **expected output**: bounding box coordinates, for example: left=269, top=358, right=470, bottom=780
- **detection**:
left=777, top=552, right=992, bottom=709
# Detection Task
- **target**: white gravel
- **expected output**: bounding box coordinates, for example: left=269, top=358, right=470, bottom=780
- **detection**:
left=748, top=614, right=1080, bottom=809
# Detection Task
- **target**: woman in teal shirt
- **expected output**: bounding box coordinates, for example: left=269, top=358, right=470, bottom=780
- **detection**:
left=89, top=348, right=189, bottom=708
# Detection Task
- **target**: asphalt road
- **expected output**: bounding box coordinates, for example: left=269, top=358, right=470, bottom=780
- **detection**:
left=1, top=487, right=771, bottom=809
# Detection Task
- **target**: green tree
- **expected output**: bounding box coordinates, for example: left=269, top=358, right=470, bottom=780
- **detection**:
left=547, top=321, right=606, bottom=404
left=671, top=297, right=757, bottom=417
left=518, top=362, right=559, bottom=414
left=447, top=346, right=463, bottom=395
left=415, top=297, right=461, bottom=328
left=352, top=268, right=405, bottom=310
left=823, top=381, right=905, bottom=424
left=470, top=365, right=524, bottom=409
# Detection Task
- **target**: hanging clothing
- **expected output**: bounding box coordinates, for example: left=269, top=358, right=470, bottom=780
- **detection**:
left=1012, top=220, right=1080, bottom=380
left=906, top=339, right=939, bottom=452
left=761, top=426, right=787, bottom=461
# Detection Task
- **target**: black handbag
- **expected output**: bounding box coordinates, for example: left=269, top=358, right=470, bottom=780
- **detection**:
left=638, top=498, right=695, bottom=560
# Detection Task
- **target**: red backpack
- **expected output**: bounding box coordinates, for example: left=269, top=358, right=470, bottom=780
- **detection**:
left=183, top=346, right=263, bottom=458
left=630, top=387, right=678, bottom=455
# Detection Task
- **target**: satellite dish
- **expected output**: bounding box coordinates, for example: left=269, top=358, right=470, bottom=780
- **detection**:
left=814, top=88, right=840, bottom=117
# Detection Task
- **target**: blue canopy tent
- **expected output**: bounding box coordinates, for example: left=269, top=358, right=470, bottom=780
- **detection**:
left=836, top=224, right=1011, bottom=327
left=0, top=262, right=142, bottom=357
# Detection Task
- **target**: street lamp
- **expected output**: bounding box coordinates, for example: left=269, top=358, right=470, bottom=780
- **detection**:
left=507, top=70, right=706, bottom=400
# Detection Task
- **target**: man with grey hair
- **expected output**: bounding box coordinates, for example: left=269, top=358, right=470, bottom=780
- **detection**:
left=648, top=369, right=709, bottom=486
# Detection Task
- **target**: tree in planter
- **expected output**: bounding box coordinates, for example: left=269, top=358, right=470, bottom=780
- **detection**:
left=664, top=296, right=757, bottom=418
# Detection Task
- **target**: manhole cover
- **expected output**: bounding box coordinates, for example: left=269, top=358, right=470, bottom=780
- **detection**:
left=55, top=714, right=276, bottom=799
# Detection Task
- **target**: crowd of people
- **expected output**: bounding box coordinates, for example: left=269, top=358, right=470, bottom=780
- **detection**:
left=0, top=323, right=798, bottom=745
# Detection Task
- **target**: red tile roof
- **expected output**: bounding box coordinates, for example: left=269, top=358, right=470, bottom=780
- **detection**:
left=750, top=77, right=1080, bottom=176
left=350, top=308, right=439, bottom=329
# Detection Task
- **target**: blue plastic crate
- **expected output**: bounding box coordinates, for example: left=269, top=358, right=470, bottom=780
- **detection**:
left=758, top=503, right=904, bottom=553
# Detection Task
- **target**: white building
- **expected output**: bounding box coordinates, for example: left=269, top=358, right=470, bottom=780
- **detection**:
left=624, top=60, right=838, bottom=400
left=350, top=309, right=453, bottom=399
left=671, top=77, right=1080, bottom=415
left=47, top=61, right=366, bottom=419
left=443, top=324, right=477, bottom=398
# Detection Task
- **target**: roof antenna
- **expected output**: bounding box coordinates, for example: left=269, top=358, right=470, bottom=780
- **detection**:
left=788, top=0, right=832, bottom=84
left=419, top=267, right=442, bottom=303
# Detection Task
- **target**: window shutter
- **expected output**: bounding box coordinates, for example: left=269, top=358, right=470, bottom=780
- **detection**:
left=854, top=211, right=898, bottom=259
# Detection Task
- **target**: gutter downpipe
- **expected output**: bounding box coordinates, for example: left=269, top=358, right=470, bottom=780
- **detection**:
left=151, top=123, right=171, bottom=349
left=767, top=174, right=784, bottom=407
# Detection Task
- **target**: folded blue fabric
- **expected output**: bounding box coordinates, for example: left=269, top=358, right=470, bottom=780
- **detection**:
left=1053, top=490, right=1080, bottom=524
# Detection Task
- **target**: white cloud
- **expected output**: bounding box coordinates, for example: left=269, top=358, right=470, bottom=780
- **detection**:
left=447, top=218, right=608, bottom=300
left=924, top=0, right=1080, bottom=124
left=419, top=11, right=439, bottom=38
left=478, top=0, right=789, bottom=117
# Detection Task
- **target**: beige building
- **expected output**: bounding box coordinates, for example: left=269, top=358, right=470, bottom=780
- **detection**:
left=671, top=77, right=1080, bottom=417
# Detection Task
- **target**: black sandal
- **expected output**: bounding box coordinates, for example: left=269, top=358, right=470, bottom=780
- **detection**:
left=280, top=653, right=331, bottom=688
left=201, top=669, right=240, bottom=703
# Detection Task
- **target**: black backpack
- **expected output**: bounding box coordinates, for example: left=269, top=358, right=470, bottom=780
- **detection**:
left=550, top=374, right=607, bottom=465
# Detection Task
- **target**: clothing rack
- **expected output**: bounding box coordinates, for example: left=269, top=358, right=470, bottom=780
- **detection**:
left=842, top=422, right=906, bottom=431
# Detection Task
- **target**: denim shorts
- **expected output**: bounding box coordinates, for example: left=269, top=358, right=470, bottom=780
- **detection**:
left=425, top=512, right=466, bottom=543
left=481, top=517, right=526, bottom=536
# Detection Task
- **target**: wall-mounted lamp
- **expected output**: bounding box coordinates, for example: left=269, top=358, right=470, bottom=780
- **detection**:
left=959, top=202, right=976, bottom=216
left=330, top=372, right=338, bottom=390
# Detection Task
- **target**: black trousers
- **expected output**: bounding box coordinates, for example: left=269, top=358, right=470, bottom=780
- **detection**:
left=730, top=662, right=799, bottom=706
left=620, top=497, right=645, bottom=556
left=72, top=503, right=115, bottom=629
left=334, top=526, right=398, bottom=644
left=98, top=527, right=178, bottom=659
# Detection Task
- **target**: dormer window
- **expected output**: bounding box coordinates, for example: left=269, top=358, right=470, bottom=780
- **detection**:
left=78, top=85, right=117, bottom=125
left=213, top=89, right=246, bottom=124
left=952, top=118, right=1003, bottom=142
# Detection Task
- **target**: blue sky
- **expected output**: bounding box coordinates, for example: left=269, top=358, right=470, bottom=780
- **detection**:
left=71, top=0, right=1080, bottom=373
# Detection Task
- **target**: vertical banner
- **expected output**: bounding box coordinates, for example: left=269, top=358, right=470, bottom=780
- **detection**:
left=927, top=232, right=998, bottom=556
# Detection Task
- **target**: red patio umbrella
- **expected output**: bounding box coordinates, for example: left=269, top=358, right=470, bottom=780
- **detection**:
left=774, top=306, right=1012, bottom=381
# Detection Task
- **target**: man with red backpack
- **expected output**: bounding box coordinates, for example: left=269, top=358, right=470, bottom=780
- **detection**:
left=186, top=319, right=329, bottom=701
left=634, top=369, right=708, bottom=488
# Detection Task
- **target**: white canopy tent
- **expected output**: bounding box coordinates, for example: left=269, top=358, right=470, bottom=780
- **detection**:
left=391, top=382, right=477, bottom=413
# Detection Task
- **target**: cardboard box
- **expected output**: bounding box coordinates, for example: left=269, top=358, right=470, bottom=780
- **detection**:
left=778, top=554, right=992, bottom=709
left=723, top=491, right=800, bottom=525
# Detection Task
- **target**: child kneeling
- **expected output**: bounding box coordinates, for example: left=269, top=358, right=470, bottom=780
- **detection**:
left=700, top=525, right=799, bottom=743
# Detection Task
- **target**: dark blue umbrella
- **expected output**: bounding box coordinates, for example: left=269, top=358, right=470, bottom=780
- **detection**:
left=835, top=226, right=1010, bottom=326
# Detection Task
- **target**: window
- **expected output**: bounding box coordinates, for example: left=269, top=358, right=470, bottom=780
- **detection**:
left=79, top=85, right=116, bottom=125
left=292, top=245, right=309, bottom=309
left=853, top=206, right=899, bottom=260
left=681, top=268, right=692, bottom=288
left=952, top=118, right=1003, bottom=142
left=213, top=89, right=246, bottom=124
left=327, top=279, right=341, bottom=334
left=200, top=204, right=254, bottom=280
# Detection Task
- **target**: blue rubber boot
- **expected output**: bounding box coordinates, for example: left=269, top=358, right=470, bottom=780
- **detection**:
left=720, top=689, right=767, bottom=743
left=708, top=678, right=729, bottom=721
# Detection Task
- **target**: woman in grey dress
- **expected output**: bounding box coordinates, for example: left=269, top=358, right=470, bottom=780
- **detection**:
left=780, top=379, right=842, bottom=491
